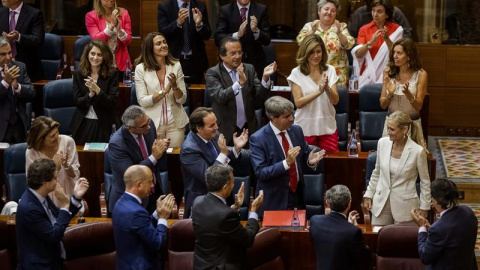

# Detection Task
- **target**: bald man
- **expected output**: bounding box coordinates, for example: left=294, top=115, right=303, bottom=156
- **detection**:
left=112, top=165, right=175, bottom=270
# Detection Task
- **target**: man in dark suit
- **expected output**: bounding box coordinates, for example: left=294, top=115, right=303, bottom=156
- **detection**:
left=112, top=165, right=175, bottom=270
left=16, top=158, right=89, bottom=270
left=158, top=0, right=211, bottom=84
left=412, top=178, right=478, bottom=270
left=108, top=105, right=169, bottom=214
left=215, top=0, right=271, bottom=80
left=192, top=164, right=264, bottom=269
left=0, top=37, right=35, bottom=143
left=1, top=0, right=45, bottom=82
left=207, top=36, right=276, bottom=145
left=310, top=185, right=371, bottom=270
left=250, top=96, right=326, bottom=217
left=180, top=107, right=248, bottom=218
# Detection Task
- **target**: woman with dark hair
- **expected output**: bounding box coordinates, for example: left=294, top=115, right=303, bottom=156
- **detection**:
left=380, top=38, right=427, bottom=144
left=134, top=32, right=188, bottom=148
left=26, top=116, right=83, bottom=213
left=352, top=0, right=403, bottom=88
left=363, top=110, right=430, bottom=226
left=296, top=0, right=355, bottom=88
left=85, top=0, right=132, bottom=74
left=70, top=39, right=119, bottom=144
left=288, top=34, right=340, bottom=153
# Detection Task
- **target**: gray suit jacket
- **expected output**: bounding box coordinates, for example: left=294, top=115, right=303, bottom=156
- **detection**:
left=206, top=62, right=269, bottom=141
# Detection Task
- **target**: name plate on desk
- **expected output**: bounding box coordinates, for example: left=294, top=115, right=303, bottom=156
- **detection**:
left=83, top=143, right=108, bottom=151
left=262, top=210, right=306, bottom=229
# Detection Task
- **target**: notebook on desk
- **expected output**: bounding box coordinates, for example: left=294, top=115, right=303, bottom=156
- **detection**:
left=262, top=210, right=306, bottom=229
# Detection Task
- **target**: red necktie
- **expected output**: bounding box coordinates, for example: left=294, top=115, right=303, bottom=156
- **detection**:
left=280, top=132, right=298, bottom=192
left=240, top=7, right=247, bottom=23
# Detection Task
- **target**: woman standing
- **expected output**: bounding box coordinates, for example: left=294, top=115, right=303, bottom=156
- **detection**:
left=288, top=34, right=340, bottom=153
left=26, top=117, right=82, bottom=211
left=71, top=39, right=119, bottom=144
left=363, top=110, right=431, bottom=225
left=297, top=0, right=355, bottom=89
left=352, top=0, right=403, bottom=88
left=134, top=32, right=188, bottom=148
left=86, top=0, right=132, bottom=75
left=381, top=38, right=427, bottom=144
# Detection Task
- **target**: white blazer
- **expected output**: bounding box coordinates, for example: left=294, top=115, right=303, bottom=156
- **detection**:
left=134, top=61, right=188, bottom=129
left=364, top=136, right=431, bottom=222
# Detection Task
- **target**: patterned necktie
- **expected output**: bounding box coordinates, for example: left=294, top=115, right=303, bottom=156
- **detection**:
left=280, top=132, right=298, bottom=192
left=240, top=7, right=247, bottom=23
left=231, top=70, right=246, bottom=128
left=9, top=11, right=17, bottom=58
left=207, top=141, right=218, bottom=158
left=181, top=2, right=191, bottom=54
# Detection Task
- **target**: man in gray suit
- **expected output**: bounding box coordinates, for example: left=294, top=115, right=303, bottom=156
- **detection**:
left=0, top=36, right=35, bottom=143
left=206, top=36, right=276, bottom=145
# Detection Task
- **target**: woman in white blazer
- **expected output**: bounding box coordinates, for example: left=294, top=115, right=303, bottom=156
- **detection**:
left=134, top=32, right=188, bottom=148
left=363, top=110, right=431, bottom=225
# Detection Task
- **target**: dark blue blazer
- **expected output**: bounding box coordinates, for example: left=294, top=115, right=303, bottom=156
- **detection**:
left=310, top=212, right=371, bottom=270
left=249, top=123, right=312, bottom=217
left=16, top=189, right=80, bottom=270
left=180, top=131, right=237, bottom=219
left=0, top=60, right=35, bottom=141
left=418, top=205, right=478, bottom=270
left=108, top=120, right=166, bottom=213
left=0, top=4, right=45, bottom=81
left=112, top=193, right=168, bottom=270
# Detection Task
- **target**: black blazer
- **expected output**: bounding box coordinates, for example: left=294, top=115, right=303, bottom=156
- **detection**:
left=0, top=4, right=45, bottom=82
left=70, top=70, right=120, bottom=143
left=214, top=1, right=271, bottom=77
left=0, top=60, right=35, bottom=141
left=157, top=0, right=211, bottom=75
left=192, top=192, right=259, bottom=269
left=310, top=212, right=371, bottom=270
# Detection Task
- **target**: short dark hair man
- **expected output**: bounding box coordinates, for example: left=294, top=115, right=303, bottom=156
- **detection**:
left=310, top=185, right=371, bottom=270
left=206, top=36, right=276, bottom=145
left=112, top=165, right=175, bottom=270
left=180, top=106, right=248, bottom=218
left=249, top=96, right=326, bottom=217
left=1, top=0, right=45, bottom=81
left=192, top=164, right=264, bottom=269
left=412, top=179, right=478, bottom=270
left=0, top=36, right=35, bottom=143
left=16, top=158, right=89, bottom=270
left=108, top=105, right=169, bottom=214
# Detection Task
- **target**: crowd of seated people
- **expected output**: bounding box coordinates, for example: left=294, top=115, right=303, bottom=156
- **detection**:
left=3, top=0, right=474, bottom=269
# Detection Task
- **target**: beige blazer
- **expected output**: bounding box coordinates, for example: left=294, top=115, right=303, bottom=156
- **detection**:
left=364, top=136, right=431, bottom=222
left=134, top=61, right=188, bottom=129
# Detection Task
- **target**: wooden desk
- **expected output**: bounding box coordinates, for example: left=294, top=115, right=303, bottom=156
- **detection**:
left=0, top=215, right=378, bottom=270
left=32, top=80, right=131, bottom=119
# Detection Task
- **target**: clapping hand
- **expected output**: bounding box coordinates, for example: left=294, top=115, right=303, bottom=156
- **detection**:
left=237, top=63, right=247, bottom=85
left=382, top=26, right=389, bottom=40
left=233, top=128, right=248, bottom=153
left=2, top=30, right=19, bottom=41
left=321, top=76, right=330, bottom=94
left=192, top=8, right=203, bottom=26
left=238, top=20, right=248, bottom=38
left=348, top=210, right=359, bottom=226
left=250, top=16, right=258, bottom=32
left=177, top=7, right=189, bottom=25
left=335, top=20, right=342, bottom=34
left=250, top=190, right=264, bottom=212
left=85, top=77, right=100, bottom=96
left=263, top=61, right=277, bottom=81
left=411, top=208, right=431, bottom=228
left=157, top=194, right=176, bottom=219
left=73, top=178, right=89, bottom=200
left=233, top=182, right=245, bottom=211
left=383, top=74, right=395, bottom=97
left=308, top=147, right=326, bottom=166
left=286, top=146, right=301, bottom=166
left=3, top=64, right=19, bottom=85
left=218, top=133, right=229, bottom=155
left=152, top=136, right=169, bottom=160
left=166, top=72, right=177, bottom=93
left=55, top=184, right=70, bottom=209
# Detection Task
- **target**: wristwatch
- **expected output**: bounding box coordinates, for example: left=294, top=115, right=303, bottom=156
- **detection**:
left=158, top=90, right=165, bottom=96
left=72, top=194, right=82, bottom=202
left=366, top=43, right=372, bottom=49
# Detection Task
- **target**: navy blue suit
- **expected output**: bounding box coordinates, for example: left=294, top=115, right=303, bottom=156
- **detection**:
left=112, top=193, right=168, bottom=270
left=16, top=189, right=81, bottom=270
left=108, top=120, right=166, bottom=213
left=249, top=123, right=313, bottom=217
left=310, top=212, right=371, bottom=270
left=180, top=131, right=237, bottom=219
left=418, top=205, right=478, bottom=270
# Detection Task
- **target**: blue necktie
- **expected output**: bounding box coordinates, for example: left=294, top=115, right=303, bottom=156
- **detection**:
left=207, top=141, right=218, bottom=158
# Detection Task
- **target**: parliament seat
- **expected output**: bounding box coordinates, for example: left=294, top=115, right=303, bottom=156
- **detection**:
left=168, top=219, right=194, bottom=270
left=246, top=228, right=285, bottom=270
left=62, top=221, right=116, bottom=270
left=358, top=83, right=387, bottom=151
left=334, top=86, right=349, bottom=151
left=0, top=220, right=12, bottom=270
left=303, top=173, right=325, bottom=220
left=73, top=35, right=91, bottom=70
left=43, top=79, right=75, bottom=135
left=376, top=224, right=424, bottom=270
left=2, top=143, right=28, bottom=204
left=39, top=33, right=64, bottom=80
left=100, top=148, right=113, bottom=218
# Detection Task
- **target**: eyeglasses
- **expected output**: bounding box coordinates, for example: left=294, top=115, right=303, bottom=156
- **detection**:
left=131, top=123, right=150, bottom=129
left=227, top=51, right=243, bottom=57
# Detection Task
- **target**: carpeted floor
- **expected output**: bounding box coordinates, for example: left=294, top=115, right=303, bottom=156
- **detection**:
left=428, top=136, right=480, bottom=182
